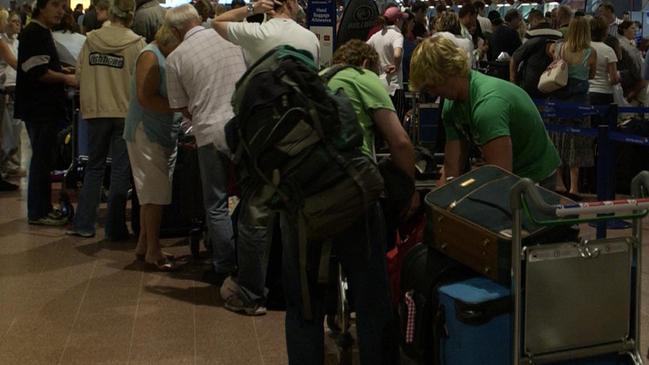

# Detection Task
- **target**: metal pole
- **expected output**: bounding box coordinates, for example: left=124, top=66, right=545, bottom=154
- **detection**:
left=632, top=201, right=643, bottom=364
left=595, top=103, right=617, bottom=238
left=512, top=195, right=523, bottom=365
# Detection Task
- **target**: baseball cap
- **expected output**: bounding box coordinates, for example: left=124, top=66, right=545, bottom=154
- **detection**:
left=384, top=7, right=408, bottom=22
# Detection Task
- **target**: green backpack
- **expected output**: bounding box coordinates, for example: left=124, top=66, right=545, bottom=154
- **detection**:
left=226, top=46, right=384, bottom=318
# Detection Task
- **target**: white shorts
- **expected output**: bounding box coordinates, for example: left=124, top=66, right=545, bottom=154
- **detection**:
left=127, top=124, right=177, bottom=205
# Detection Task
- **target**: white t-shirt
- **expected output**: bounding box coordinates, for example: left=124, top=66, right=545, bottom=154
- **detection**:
left=432, top=32, right=474, bottom=69
left=478, top=15, right=492, bottom=34
left=589, top=41, right=618, bottom=94
left=227, top=17, right=320, bottom=66
left=52, top=31, right=86, bottom=67
left=367, top=26, right=404, bottom=95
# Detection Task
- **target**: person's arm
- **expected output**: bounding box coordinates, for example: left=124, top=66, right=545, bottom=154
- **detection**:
left=509, top=57, right=519, bottom=83
left=546, top=42, right=556, bottom=59
left=165, top=55, right=191, bottom=119
left=588, top=48, right=597, bottom=80
left=39, top=69, right=77, bottom=86
left=393, top=46, right=403, bottom=73
left=135, top=51, right=172, bottom=114
left=608, top=61, right=620, bottom=85
left=212, top=0, right=275, bottom=39
left=0, top=40, right=16, bottom=70
left=373, top=108, right=414, bottom=179
left=481, top=136, right=513, bottom=171
left=439, top=139, right=468, bottom=185
left=373, top=107, right=418, bottom=216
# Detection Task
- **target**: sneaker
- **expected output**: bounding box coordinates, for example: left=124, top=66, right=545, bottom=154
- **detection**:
left=220, top=277, right=267, bottom=316
left=28, top=215, right=67, bottom=226
left=224, top=295, right=267, bottom=316
left=65, top=229, right=95, bottom=238
left=48, top=210, right=66, bottom=220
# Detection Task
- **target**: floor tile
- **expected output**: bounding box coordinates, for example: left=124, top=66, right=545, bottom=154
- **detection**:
left=195, top=305, right=263, bottom=365
left=59, top=312, right=134, bottom=364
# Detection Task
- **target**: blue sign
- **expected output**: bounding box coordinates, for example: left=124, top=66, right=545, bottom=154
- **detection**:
left=308, top=0, right=336, bottom=27
left=308, top=0, right=336, bottom=66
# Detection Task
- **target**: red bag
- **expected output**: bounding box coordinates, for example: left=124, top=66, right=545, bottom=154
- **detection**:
left=387, top=213, right=426, bottom=307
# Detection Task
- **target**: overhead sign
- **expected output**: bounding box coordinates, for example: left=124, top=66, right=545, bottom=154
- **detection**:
left=308, top=0, right=336, bottom=67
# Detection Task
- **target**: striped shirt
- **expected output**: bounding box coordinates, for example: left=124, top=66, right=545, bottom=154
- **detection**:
left=166, top=26, right=246, bottom=150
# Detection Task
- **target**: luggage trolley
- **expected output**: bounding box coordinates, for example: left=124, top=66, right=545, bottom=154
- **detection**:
left=509, top=171, right=649, bottom=364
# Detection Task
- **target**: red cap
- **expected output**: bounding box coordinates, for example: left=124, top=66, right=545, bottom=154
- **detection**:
left=384, top=7, right=408, bottom=22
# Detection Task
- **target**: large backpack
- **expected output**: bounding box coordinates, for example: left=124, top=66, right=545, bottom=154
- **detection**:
left=226, top=45, right=384, bottom=318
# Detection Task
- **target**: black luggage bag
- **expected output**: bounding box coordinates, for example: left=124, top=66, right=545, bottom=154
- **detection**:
left=399, top=244, right=474, bottom=364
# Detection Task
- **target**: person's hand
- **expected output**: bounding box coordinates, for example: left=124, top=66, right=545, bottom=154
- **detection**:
left=253, top=0, right=281, bottom=14
left=402, top=190, right=421, bottom=220
left=64, top=74, right=78, bottom=87
left=62, top=66, right=76, bottom=74
left=384, top=64, right=396, bottom=75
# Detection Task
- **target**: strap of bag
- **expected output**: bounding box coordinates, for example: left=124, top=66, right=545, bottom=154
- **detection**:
left=297, top=213, right=313, bottom=320
left=320, top=64, right=364, bottom=83
left=554, top=41, right=564, bottom=62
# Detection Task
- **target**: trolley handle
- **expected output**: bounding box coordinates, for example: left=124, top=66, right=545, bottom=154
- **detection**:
left=509, top=178, right=556, bottom=217
left=631, top=171, right=649, bottom=199
left=510, top=172, right=649, bottom=226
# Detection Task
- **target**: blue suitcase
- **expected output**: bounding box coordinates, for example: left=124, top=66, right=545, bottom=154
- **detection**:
left=437, top=277, right=633, bottom=365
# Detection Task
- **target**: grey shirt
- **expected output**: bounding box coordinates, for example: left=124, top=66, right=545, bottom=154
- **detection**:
left=132, top=0, right=166, bottom=43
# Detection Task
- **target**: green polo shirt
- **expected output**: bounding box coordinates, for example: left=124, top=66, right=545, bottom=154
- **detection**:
left=442, top=70, right=560, bottom=182
left=322, top=67, right=395, bottom=158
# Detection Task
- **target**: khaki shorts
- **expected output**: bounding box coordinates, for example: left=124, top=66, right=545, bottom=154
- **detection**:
left=126, top=124, right=177, bottom=205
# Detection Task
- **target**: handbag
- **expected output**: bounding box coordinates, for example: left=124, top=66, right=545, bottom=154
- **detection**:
left=538, top=42, right=568, bottom=93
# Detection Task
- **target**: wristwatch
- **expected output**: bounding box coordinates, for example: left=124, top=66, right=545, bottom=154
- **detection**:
left=246, top=2, right=254, bottom=16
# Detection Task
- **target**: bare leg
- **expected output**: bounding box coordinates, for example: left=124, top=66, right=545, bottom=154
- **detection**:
left=135, top=204, right=147, bottom=256
left=144, top=204, right=165, bottom=262
left=569, top=166, right=580, bottom=195
left=556, top=166, right=568, bottom=192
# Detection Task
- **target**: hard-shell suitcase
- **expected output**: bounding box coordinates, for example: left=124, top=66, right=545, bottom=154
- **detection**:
left=425, top=165, right=577, bottom=282
left=438, top=277, right=512, bottom=365
left=437, top=276, right=633, bottom=365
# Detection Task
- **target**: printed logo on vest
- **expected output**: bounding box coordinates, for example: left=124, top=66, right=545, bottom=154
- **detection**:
left=89, top=52, right=124, bottom=68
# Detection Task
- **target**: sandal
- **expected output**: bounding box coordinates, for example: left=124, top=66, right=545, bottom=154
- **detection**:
left=136, top=252, right=175, bottom=262
left=145, top=257, right=175, bottom=272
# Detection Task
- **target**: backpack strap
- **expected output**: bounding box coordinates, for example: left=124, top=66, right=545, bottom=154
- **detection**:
left=320, top=64, right=365, bottom=83
left=297, top=212, right=313, bottom=320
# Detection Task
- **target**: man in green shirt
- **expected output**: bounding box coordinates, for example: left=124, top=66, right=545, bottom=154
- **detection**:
left=410, top=36, right=560, bottom=188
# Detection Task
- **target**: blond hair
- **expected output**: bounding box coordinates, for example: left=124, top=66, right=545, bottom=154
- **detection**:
left=565, top=17, right=591, bottom=52
left=409, top=37, right=469, bottom=92
left=155, top=25, right=179, bottom=50
left=434, top=11, right=461, bottom=35
left=0, top=9, right=9, bottom=28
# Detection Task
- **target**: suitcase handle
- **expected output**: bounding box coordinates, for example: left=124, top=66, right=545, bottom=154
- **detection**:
left=509, top=171, right=649, bottom=226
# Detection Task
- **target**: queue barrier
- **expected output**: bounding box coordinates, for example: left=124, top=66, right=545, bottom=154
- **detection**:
left=534, top=100, right=649, bottom=238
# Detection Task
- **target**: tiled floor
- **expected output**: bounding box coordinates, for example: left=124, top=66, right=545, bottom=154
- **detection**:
left=0, top=180, right=290, bottom=364
left=3, top=168, right=649, bottom=363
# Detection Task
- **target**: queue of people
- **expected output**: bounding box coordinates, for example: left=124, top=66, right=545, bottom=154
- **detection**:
left=0, top=0, right=645, bottom=363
